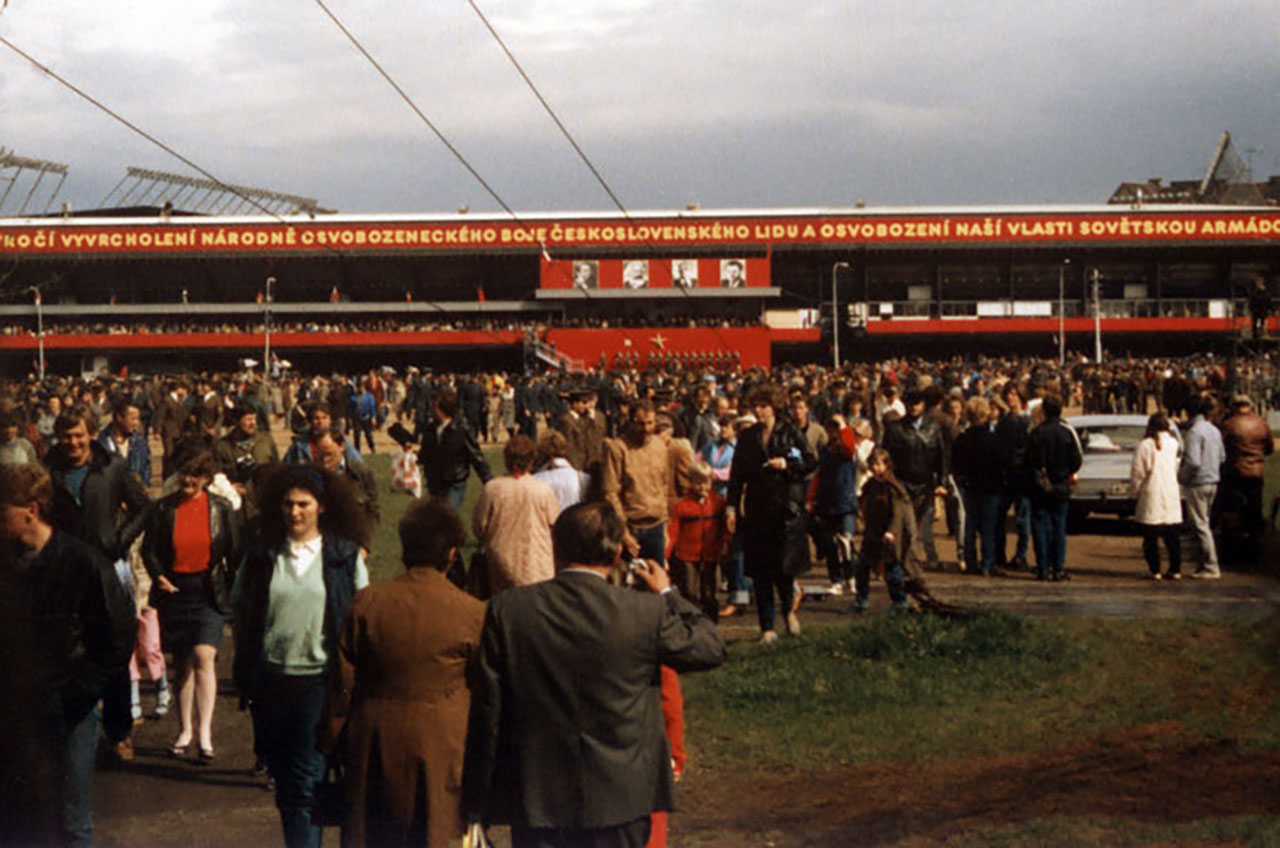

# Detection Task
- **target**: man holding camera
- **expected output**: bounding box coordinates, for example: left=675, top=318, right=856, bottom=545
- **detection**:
left=463, top=502, right=725, bottom=848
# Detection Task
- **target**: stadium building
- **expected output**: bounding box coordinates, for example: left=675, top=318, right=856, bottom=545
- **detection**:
left=1, top=202, right=1278, bottom=377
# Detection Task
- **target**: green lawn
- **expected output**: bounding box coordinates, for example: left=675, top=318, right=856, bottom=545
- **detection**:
left=362, top=447, right=506, bottom=584
left=358, top=445, right=1280, bottom=844
left=682, top=612, right=1280, bottom=770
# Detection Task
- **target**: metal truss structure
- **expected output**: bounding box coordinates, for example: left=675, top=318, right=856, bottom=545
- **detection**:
left=0, top=148, right=70, bottom=216
left=101, top=166, right=324, bottom=215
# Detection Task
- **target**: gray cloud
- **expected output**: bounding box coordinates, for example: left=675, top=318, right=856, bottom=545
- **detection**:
left=2, top=0, right=1277, bottom=215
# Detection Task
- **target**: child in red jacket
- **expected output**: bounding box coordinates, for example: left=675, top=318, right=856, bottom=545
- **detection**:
left=667, top=462, right=731, bottom=621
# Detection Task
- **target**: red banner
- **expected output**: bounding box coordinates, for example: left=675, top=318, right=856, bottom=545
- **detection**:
left=4, top=210, right=1279, bottom=257
left=544, top=327, right=773, bottom=367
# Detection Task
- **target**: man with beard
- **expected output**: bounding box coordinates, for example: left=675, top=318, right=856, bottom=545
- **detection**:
left=602, top=400, right=672, bottom=564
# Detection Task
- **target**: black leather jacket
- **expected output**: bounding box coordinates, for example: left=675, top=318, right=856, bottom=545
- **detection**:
left=46, top=440, right=152, bottom=561
left=142, top=491, right=241, bottom=613
left=1027, top=417, right=1083, bottom=501
left=418, top=417, right=492, bottom=494
left=880, top=414, right=948, bottom=492
left=4, top=531, right=135, bottom=716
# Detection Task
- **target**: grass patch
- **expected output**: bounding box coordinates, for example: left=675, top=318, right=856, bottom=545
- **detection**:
left=362, top=447, right=506, bottom=584
left=683, top=612, right=1280, bottom=769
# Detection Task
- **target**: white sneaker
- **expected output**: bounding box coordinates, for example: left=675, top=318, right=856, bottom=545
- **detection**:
left=1191, top=570, right=1221, bottom=580
left=759, top=630, right=779, bottom=645
left=829, top=581, right=844, bottom=596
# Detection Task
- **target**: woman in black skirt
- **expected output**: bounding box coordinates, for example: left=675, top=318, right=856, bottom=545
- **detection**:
left=143, top=449, right=240, bottom=762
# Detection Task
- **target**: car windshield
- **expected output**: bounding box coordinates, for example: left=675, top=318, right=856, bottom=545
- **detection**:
left=1078, top=425, right=1146, bottom=453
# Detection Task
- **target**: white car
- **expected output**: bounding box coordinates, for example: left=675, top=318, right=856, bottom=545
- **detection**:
left=1065, top=414, right=1182, bottom=528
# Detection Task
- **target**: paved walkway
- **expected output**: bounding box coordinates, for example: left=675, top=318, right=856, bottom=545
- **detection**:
left=719, top=523, right=1280, bottom=642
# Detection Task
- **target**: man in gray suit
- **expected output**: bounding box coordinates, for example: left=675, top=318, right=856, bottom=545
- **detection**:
left=463, top=501, right=726, bottom=848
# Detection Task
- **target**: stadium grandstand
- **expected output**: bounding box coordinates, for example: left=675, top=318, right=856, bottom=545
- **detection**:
left=1, top=201, right=1277, bottom=377
left=3, top=127, right=1279, bottom=378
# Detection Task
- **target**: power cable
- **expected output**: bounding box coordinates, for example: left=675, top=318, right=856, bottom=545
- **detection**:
left=464, top=0, right=631, bottom=221
left=0, top=34, right=540, bottom=350
left=462, top=0, right=757, bottom=356
left=314, top=0, right=605, bottom=369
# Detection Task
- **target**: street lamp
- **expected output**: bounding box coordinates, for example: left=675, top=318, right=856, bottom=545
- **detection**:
left=1090, top=268, right=1103, bottom=363
left=263, top=276, right=276, bottom=381
left=28, top=286, right=44, bottom=380
left=1058, top=258, right=1070, bottom=367
left=832, top=261, right=850, bottom=368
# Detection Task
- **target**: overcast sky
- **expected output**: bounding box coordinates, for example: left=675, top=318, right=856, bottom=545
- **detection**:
left=2, top=0, right=1277, bottom=216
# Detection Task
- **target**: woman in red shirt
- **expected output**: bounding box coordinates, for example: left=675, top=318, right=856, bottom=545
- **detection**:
left=143, top=449, right=240, bottom=762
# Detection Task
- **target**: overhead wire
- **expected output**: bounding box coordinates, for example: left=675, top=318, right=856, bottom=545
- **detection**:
left=0, top=33, right=536, bottom=346
left=462, top=0, right=748, bottom=358
left=314, top=0, right=600, bottom=362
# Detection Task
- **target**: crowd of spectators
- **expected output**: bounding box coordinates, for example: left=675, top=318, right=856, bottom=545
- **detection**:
left=0, top=348, right=1276, bottom=847
left=1, top=313, right=765, bottom=338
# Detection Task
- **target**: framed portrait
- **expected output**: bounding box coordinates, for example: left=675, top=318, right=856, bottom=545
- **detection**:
left=571, top=260, right=598, bottom=289
left=671, top=259, right=699, bottom=288
left=622, top=259, right=649, bottom=289
left=720, top=259, right=746, bottom=288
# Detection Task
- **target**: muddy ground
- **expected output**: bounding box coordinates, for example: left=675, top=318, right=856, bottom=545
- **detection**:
left=87, top=519, right=1280, bottom=848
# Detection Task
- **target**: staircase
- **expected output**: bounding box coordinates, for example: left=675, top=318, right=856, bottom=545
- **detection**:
left=528, top=336, right=585, bottom=374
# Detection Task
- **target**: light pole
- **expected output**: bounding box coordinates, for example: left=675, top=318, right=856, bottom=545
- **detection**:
left=1090, top=268, right=1103, bottom=363
left=29, top=286, right=45, bottom=380
left=1058, top=258, right=1070, bottom=367
left=832, top=261, right=850, bottom=369
left=263, top=276, right=275, bottom=380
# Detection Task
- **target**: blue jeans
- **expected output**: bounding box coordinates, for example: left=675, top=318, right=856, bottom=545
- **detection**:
left=1031, top=498, right=1069, bottom=578
left=961, top=489, right=1001, bottom=574
left=853, top=549, right=907, bottom=607
left=433, top=481, right=468, bottom=512
left=908, top=485, right=940, bottom=566
left=256, top=672, right=328, bottom=848
left=754, top=572, right=796, bottom=633
left=724, top=534, right=750, bottom=605
left=813, top=513, right=856, bottom=583
left=630, top=522, right=667, bottom=568
left=52, top=695, right=99, bottom=848
left=434, top=482, right=470, bottom=587
left=997, top=486, right=1031, bottom=564
left=354, top=418, right=376, bottom=454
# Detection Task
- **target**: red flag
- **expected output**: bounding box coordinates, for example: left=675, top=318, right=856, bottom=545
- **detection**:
left=477, top=285, right=485, bottom=303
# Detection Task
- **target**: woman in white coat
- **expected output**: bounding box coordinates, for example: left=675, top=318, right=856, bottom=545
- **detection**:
left=1129, top=412, right=1183, bottom=579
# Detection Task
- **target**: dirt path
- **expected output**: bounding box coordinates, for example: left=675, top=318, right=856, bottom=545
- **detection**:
left=676, top=724, right=1280, bottom=847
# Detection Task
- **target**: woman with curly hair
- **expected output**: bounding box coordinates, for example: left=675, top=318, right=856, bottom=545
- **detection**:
left=231, top=464, right=371, bottom=848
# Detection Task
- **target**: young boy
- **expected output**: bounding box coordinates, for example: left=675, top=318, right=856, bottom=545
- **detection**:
left=667, top=462, right=731, bottom=621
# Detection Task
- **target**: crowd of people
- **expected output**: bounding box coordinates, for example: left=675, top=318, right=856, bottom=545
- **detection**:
left=0, top=313, right=765, bottom=338
left=0, top=348, right=1276, bottom=847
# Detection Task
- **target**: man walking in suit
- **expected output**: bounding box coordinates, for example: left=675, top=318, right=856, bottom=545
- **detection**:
left=463, top=501, right=726, bottom=848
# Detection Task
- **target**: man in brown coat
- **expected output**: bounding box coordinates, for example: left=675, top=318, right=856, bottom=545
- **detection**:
left=1220, top=393, right=1274, bottom=561
left=325, top=499, right=485, bottom=848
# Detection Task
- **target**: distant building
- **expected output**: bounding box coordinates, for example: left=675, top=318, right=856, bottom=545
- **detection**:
left=1109, top=132, right=1278, bottom=207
